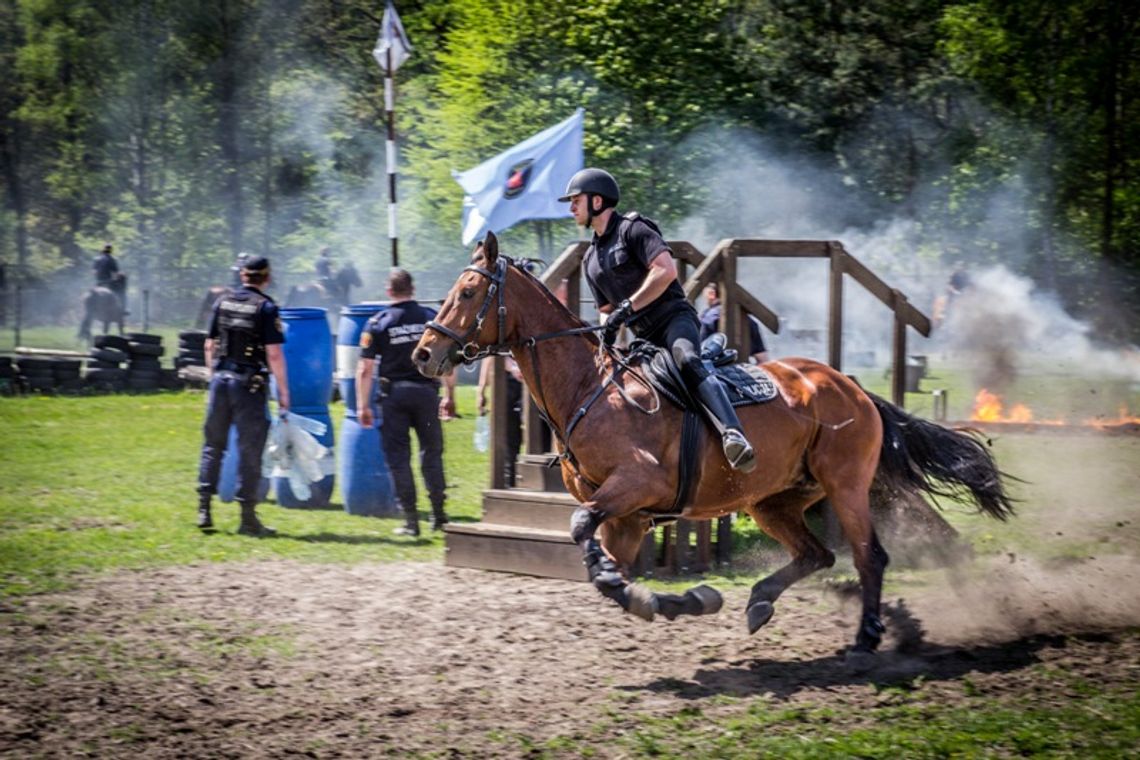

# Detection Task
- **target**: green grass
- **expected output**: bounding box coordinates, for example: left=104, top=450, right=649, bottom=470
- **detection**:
left=0, top=387, right=489, bottom=596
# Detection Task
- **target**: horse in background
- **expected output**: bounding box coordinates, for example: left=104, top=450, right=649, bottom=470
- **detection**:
left=196, top=285, right=231, bottom=328
left=285, top=263, right=362, bottom=311
left=78, top=275, right=127, bottom=342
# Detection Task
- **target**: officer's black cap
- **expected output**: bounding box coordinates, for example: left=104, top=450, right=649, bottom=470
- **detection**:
left=242, top=256, right=270, bottom=273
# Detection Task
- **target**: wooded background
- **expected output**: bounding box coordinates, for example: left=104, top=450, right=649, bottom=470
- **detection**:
left=1, top=0, right=1136, bottom=338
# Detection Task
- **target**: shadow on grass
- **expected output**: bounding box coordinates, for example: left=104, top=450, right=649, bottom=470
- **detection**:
left=632, top=633, right=1091, bottom=701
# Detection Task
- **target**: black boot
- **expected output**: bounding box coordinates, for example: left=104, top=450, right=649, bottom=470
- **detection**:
left=197, top=494, right=214, bottom=532
left=237, top=502, right=276, bottom=537
left=430, top=500, right=449, bottom=532
left=393, top=507, right=420, bottom=537
left=696, top=376, right=757, bottom=473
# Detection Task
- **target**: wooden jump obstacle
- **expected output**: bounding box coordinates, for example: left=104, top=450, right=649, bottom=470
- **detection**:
left=444, top=238, right=933, bottom=581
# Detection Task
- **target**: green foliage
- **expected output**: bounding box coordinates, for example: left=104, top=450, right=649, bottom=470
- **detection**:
left=0, top=0, right=1137, bottom=337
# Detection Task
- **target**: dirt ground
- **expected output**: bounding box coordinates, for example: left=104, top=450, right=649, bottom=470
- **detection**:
left=2, top=556, right=1139, bottom=758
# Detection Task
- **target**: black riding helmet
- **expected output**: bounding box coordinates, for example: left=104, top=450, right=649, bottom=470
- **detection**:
left=559, top=168, right=620, bottom=226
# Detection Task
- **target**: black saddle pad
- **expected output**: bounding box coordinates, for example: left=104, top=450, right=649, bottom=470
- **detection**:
left=627, top=340, right=778, bottom=410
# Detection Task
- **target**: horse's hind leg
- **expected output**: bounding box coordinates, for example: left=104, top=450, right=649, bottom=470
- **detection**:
left=828, top=485, right=890, bottom=653
left=743, top=489, right=835, bottom=634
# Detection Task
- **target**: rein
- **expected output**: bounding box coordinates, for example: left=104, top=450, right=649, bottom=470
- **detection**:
left=424, top=257, right=660, bottom=486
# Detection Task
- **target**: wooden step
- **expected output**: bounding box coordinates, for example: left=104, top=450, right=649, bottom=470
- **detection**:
left=444, top=522, right=587, bottom=582
left=481, top=488, right=578, bottom=531
left=515, top=454, right=567, bottom=492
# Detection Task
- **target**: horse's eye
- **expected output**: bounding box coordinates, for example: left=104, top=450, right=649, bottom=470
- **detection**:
left=460, top=288, right=475, bottom=300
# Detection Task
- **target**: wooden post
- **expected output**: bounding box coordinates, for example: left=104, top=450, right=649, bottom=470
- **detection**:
left=891, top=289, right=908, bottom=407
left=828, top=244, right=844, bottom=370
left=489, top=356, right=508, bottom=489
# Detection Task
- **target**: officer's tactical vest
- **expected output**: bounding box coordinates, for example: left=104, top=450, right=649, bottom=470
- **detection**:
left=217, top=289, right=270, bottom=368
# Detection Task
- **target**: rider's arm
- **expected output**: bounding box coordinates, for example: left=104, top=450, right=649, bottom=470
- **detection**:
left=625, top=250, right=677, bottom=312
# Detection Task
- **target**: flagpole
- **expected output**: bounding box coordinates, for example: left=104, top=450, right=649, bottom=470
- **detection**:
left=385, top=49, right=398, bottom=268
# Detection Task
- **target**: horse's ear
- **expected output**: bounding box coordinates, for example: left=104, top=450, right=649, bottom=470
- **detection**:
left=483, top=231, right=499, bottom=266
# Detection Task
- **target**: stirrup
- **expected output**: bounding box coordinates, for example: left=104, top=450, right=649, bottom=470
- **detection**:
left=722, top=429, right=756, bottom=473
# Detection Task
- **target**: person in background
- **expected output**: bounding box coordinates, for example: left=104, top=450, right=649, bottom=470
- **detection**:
left=197, top=256, right=290, bottom=537
left=94, top=243, right=129, bottom=314
left=476, top=355, right=525, bottom=485
left=356, top=268, right=456, bottom=536
left=315, top=246, right=333, bottom=288
left=229, top=252, right=251, bottom=289
left=699, top=283, right=770, bottom=364
left=559, top=167, right=756, bottom=472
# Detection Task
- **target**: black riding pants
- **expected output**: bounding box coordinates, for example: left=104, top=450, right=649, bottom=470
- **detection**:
left=636, top=306, right=710, bottom=391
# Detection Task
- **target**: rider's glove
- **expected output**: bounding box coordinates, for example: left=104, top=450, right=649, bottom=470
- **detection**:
left=602, top=300, right=634, bottom=347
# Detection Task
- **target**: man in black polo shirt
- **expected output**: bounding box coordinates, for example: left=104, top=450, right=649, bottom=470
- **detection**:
left=356, top=269, right=456, bottom=536
left=559, top=168, right=756, bottom=473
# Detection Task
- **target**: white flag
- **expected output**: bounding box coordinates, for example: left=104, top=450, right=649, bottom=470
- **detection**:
left=452, top=109, right=585, bottom=245
left=372, top=1, right=411, bottom=74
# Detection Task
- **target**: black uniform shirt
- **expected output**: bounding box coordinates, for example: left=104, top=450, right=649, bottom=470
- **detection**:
left=583, top=212, right=688, bottom=333
left=93, top=253, right=119, bottom=283
left=359, top=300, right=437, bottom=384
left=207, top=285, right=285, bottom=371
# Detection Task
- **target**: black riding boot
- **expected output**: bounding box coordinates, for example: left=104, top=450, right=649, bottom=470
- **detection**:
left=237, top=502, right=276, bottom=537
left=393, top=506, right=421, bottom=537
left=696, top=376, right=757, bottom=473
left=197, top=493, right=214, bottom=532
left=430, top=499, right=449, bottom=532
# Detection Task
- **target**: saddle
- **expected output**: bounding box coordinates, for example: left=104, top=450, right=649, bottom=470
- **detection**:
left=622, top=334, right=778, bottom=517
left=625, top=333, right=779, bottom=411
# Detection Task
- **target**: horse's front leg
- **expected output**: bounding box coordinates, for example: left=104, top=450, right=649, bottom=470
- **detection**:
left=570, top=506, right=659, bottom=621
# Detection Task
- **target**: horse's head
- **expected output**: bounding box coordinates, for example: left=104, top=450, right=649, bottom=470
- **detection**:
left=413, top=231, right=513, bottom=378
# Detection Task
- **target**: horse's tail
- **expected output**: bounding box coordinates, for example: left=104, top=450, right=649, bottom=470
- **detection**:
left=869, top=392, right=1015, bottom=521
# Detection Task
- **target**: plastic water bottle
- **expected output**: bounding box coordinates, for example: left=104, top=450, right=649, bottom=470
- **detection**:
left=473, top=415, right=490, bottom=453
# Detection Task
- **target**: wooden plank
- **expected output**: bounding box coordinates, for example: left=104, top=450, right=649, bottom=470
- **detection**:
left=841, top=250, right=932, bottom=336
left=828, top=245, right=844, bottom=370
left=444, top=523, right=587, bottom=582
left=16, top=346, right=91, bottom=359
left=731, top=240, right=834, bottom=258
left=481, top=490, right=578, bottom=532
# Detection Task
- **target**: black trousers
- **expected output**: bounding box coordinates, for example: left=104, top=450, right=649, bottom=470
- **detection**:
left=198, top=373, right=269, bottom=506
left=381, top=381, right=445, bottom=514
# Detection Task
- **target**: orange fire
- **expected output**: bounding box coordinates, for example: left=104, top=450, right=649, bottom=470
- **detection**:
left=970, top=389, right=1065, bottom=424
left=1085, top=405, right=1140, bottom=430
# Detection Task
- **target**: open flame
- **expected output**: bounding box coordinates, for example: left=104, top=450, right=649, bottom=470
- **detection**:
left=1085, top=405, right=1140, bottom=430
left=971, top=389, right=1138, bottom=428
left=970, top=389, right=1064, bottom=424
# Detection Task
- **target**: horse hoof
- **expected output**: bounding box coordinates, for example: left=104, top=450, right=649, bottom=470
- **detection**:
left=746, top=601, right=774, bottom=634
left=687, top=585, right=723, bottom=615
left=625, top=583, right=658, bottom=622
left=844, top=648, right=877, bottom=673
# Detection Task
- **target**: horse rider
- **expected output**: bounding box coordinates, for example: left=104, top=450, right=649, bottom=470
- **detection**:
left=355, top=268, right=456, bottom=536
left=229, top=251, right=251, bottom=289
left=197, top=255, right=291, bottom=537
left=559, top=168, right=756, bottom=472
left=315, top=246, right=334, bottom=291
left=93, top=243, right=128, bottom=313
left=699, top=284, right=770, bottom=364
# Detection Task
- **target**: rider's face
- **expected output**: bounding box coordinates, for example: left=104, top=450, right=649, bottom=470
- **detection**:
left=569, top=193, right=591, bottom=227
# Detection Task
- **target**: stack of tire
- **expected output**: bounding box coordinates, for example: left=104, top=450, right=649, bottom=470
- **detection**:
left=0, top=357, right=17, bottom=395
left=175, top=330, right=207, bottom=369
left=86, top=334, right=130, bottom=392
left=175, top=329, right=209, bottom=388
left=124, top=332, right=168, bottom=392
left=16, top=356, right=83, bottom=394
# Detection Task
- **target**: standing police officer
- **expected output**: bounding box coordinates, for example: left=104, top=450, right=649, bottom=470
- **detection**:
left=355, top=268, right=456, bottom=536
left=560, top=168, right=756, bottom=472
left=197, top=255, right=291, bottom=536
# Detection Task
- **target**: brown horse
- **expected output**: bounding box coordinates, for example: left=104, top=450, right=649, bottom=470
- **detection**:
left=413, top=232, right=1014, bottom=661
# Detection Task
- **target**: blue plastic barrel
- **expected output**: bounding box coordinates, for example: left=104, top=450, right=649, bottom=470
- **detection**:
left=336, top=304, right=396, bottom=516
left=218, top=424, right=271, bottom=503
left=274, top=307, right=335, bottom=508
